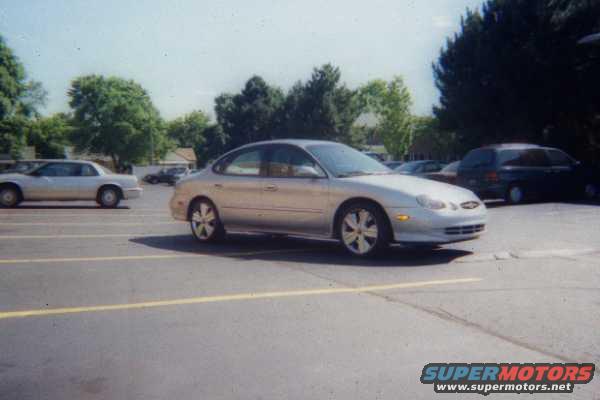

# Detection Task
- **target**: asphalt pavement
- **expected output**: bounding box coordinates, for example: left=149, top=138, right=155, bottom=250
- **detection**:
left=1, top=184, right=599, bottom=399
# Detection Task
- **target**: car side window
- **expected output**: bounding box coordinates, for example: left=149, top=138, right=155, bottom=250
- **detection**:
left=423, top=162, right=439, bottom=173
left=268, top=146, right=325, bottom=178
left=521, top=149, right=550, bottom=167
left=217, top=148, right=263, bottom=176
left=36, top=163, right=81, bottom=177
left=547, top=150, right=573, bottom=167
left=80, top=164, right=99, bottom=177
left=461, top=149, right=494, bottom=168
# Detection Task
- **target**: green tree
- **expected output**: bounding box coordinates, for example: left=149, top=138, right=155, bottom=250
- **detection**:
left=68, top=75, right=172, bottom=171
left=433, top=0, right=600, bottom=160
left=215, top=76, right=284, bottom=149
left=167, top=110, right=210, bottom=148
left=358, top=77, right=413, bottom=159
left=196, top=124, right=229, bottom=166
left=27, top=113, right=73, bottom=159
left=278, top=64, right=361, bottom=144
left=0, top=34, right=46, bottom=157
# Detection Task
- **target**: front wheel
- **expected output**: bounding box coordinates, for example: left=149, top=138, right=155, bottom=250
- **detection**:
left=506, top=184, right=525, bottom=205
left=190, top=199, right=225, bottom=243
left=338, top=202, right=390, bottom=257
left=0, top=186, right=21, bottom=208
left=583, top=183, right=598, bottom=200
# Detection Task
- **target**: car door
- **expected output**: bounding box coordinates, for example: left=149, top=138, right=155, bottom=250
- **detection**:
left=546, top=149, right=577, bottom=195
left=261, top=145, right=330, bottom=236
left=77, top=163, right=102, bottom=199
left=518, top=149, right=553, bottom=198
left=210, top=146, right=266, bottom=230
left=27, top=162, right=82, bottom=200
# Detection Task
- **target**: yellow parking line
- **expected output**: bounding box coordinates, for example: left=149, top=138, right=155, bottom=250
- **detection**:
left=0, top=278, right=482, bottom=320
left=0, top=248, right=322, bottom=264
left=0, top=234, right=153, bottom=240
left=0, top=213, right=170, bottom=218
left=0, top=222, right=180, bottom=226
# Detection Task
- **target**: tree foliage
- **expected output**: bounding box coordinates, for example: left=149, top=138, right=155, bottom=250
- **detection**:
left=27, top=113, right=73, bottom=159
left=167, top=110, right=210, bottom=148
left=215, top=76, right=284, bottom=150
left=358, top=77, right=413, bottom=159
left=433, top=0, right=600, bottom=160
left=0, top=34, right=46, bottom=157
left=278, top=64, right=361, bottom=144
left=68, top=75, right=172, bottom=170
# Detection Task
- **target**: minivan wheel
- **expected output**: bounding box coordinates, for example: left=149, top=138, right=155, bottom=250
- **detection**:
left=0, top=186, right=20, bottom=208
left=190, top=199, right=225, bottom=243
left=584, top=183, right=598, bottom=200
left=338, top=202, right=389, bottom=257
left=506, top=185, right=525, bottom=205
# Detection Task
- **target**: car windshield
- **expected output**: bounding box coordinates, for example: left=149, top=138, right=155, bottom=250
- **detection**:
left=306, top=143, right=391, bottom=178
left=441, top=161, right=459, bottom=173
left=396, top=161, right=423, bottom=173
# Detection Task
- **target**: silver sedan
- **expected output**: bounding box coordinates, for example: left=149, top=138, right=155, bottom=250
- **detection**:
left=170, top=140, right=486, bottom=257
left=0, top=160, right=142, bottom=208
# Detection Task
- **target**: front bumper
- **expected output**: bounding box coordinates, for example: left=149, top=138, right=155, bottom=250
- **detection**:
left=122, top=187, right=143, bottom=200
left=385, top=205, right=487, bottom=244
left=170, top=192, right=190, bottom=221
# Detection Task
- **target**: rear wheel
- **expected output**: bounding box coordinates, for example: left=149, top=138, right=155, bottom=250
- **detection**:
left=0, top=185, right=20, bottom=208
left=190, top=199, right=225, bottom=242
left=506, top=184, right=525, bottom=205
left=338, top=202, right=390, bottom=257
left=584, top=183, right=598, bottom=200
left=98, top=187, right=121, bottom=208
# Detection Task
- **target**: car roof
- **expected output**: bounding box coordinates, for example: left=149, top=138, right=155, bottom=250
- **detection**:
left=237, top=139, right=339, bottom=150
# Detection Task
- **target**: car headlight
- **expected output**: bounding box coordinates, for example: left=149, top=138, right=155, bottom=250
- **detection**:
left=416, top=194, right=446, bottom=210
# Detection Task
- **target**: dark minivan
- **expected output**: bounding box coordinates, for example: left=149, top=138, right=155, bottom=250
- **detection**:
left=457, top=144, right=598, bottom=204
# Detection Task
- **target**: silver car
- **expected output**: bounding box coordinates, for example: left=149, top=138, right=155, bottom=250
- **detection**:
left=170, top=140, right=486, bottom=257
left=0, top=160, right=142, bottom=208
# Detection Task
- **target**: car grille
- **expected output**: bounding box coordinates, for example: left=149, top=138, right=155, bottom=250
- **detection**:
left=445, top=224, right=485, bottom=235
left=461, top=201, right=481, bottom=210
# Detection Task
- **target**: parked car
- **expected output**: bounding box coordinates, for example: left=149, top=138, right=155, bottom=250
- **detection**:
left=0, top=160, right=142, bottom=208
left=143, top=167, right=189, bottom=184
left=167, top=168, right=191, bottom=186
left=363, top=151, right=386, bottom=163
left=395, top=160, right=446, bottom=176
left=170, top=140, right=486, bottom=257
left=0, top=160, right=47, bottom=174
left=424, top=161, right=460, bottom=185
left=383, top=160, right=404, bottom=169
left=456, top=143, right=599, bottom=204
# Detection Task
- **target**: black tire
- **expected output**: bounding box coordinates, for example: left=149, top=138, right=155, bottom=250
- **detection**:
left=0, top=185, right=21, bottom=208
left=583, top=183, right=598, bottom=200
left=505, top=184, right=526, bottom=205
left=97, top=186, right=121, bottom=208
left=189, top=199, right=225, bottom=243
left=337, top=201, right=391, bottom=257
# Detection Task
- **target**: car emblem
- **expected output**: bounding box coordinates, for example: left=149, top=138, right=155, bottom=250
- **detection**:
left=461, top=201, right=480, bottom=210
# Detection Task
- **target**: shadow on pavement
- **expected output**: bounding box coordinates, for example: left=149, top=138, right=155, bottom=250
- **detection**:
left=130, top=234, right=472, bottom=268
left=14, top=204, right=131, bottom=210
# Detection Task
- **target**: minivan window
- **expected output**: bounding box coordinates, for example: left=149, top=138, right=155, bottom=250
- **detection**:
left=498, top=149, right=550, bottom=167
left=547, top=149, right=573, bottom=167
left=460, top=149, right=494, bottom=168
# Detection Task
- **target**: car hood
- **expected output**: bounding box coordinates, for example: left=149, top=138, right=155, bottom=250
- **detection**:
left=342, top=174, right=479, bottom=204
left=0, top=173, right=28, bottom=180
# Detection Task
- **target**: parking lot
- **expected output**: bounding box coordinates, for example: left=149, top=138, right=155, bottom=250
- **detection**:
left=1, top=184, right=599, bottom=399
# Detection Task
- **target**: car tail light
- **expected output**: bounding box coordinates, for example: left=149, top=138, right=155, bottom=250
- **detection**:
left=485, top=172, right=499, bottom=182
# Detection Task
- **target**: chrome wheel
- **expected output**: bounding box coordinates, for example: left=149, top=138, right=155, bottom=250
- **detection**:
left=584, top=183, right=597, bottom=199
left=0, top=187, right=18, bottom=207
left=191, top=202, right=217, bottom=240
left=341, top=209, right=379, bottom=255
left=99, top=188, right=119, bottom=207
left=508, top=186, right=524, bottom=204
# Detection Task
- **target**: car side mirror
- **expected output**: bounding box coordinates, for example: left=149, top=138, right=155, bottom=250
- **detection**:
left=294, top=165, right=322, bottom=178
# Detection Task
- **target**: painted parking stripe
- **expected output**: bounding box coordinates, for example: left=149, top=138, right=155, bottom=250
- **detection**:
left=0, top=234, right=155, bottom=240
left=0, top=222, right=180, bottom=226
left=0, top=277, right=482, bottom=320
left=0, top=248, right=322, bottom=264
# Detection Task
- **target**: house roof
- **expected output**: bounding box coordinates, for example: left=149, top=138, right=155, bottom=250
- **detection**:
left=173, top=147, right=197, bottom=162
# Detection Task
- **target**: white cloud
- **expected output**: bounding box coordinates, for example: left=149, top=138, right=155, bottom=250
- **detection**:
left=432, top=15, right=454, bottom=29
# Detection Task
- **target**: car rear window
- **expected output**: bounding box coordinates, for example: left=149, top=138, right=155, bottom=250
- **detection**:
left=460, top=149, right=495, bottom=168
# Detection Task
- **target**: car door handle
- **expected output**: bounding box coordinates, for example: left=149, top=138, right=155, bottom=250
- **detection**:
left=264, top=184, right=278, bottom=192
left=214, top=183, right=223, bottom=189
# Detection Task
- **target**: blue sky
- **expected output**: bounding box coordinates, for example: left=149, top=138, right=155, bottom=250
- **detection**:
left=1, top=0, right=484, bottom=120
